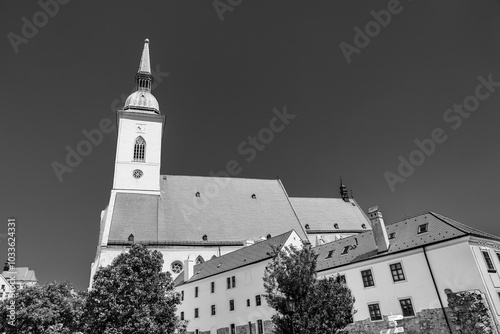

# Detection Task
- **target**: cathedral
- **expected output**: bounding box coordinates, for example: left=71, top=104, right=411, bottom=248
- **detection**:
left=90, top=40, right=370, bottom=286
left=91, top=40, right=500, bottom=334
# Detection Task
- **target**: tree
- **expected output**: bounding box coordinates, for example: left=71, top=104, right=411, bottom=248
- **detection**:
left=82, top=244, right=182, bottom=334
left=446, top=289, right=497, bottom=334
left=0, top=281, right=85, bottom=334
left=263, top=245, right=355, bottom=334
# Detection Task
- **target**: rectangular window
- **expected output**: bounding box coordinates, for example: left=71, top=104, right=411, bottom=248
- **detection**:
left=368, top=303, right=382, bottom=321
left=194, top=308, right=199, bottom=318
left=256, top=295, right=262, bottom=306
left=231, top=324, right=236, bottom=334
left=390, top=263, right=405, bottom=282
left=195, top=286, right=198, bottom=298
left=180, top=311, right=184, bottom=320
left=248, top=321, right=253, bottom=334
left=181, top=290, right=184, bottom=301
left=211, top=304, right=216, bottom=316
left=229, top=299, right=235, bottom=311
left=326, top=250, right=334, bottom=259
left=257, top=319, right=263, bottom=334
left=483, top=251, right=496, bottom=272
left=247, top=298, right=251, bottom=307
left=399, top=298, right=415, bottom=317
left=417, top=223, right=428, bottom=234
left=232, top=275, right=236, bottom=288
left=361, top=269, right=374, bottom=287
left=227, top=277, right=231, bottom=289
left=211, top=281, right=215, bottom=293
left=388, top=232, right=396, bottom=239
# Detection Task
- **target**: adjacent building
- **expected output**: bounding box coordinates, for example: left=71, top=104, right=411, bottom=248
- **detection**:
left=0, top=265, right=37, bottom=300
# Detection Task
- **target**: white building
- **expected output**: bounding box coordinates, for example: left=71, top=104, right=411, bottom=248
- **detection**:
left=1, top=266, right=37, bottom=296
left=175, top=230, right=302, bottom=334
left=90, top=40, right=370, bottom=287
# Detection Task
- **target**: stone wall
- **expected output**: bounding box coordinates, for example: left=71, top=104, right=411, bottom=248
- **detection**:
left=345, top=308, right=459, bottom=334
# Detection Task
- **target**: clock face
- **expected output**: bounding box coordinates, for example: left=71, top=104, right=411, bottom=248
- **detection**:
left=132, top=169, right=143, bottom=179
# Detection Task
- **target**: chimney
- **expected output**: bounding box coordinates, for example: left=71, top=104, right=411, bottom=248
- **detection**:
left=184, top=258, right=195, bottom=282
left=368, top=206, right=390, bottom=253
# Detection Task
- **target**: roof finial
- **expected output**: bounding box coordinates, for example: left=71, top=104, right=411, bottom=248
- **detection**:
left=339, top=176, right=349, bottom=202
left=138, top=38, right=151, bottom=74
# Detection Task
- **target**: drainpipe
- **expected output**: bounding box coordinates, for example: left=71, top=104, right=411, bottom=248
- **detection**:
left=422, top=246, right=453, bottom=334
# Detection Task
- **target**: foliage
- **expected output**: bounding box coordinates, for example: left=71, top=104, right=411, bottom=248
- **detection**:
left=0, top=281, right=85, bottom=334
left=82, top=244, right=182, bottom=334
left=263, top=245, right=356, bottom=334
left=447, top=289, right=497, bottom=334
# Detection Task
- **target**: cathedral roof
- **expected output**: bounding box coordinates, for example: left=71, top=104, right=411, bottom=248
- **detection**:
left=2, top=267, right=37, bottom=283
left=106, top=176, right=309, bottom=244
left=314, top=211, right=500, bottom=272
left=289, top=197, right=371, bottom=232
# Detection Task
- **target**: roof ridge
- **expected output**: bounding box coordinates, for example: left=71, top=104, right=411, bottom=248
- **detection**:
left=430, top=212, right=500, bottom=241
left=277, top=179, right=309, bottom=241
left=160, top=174, right=279, bottom=181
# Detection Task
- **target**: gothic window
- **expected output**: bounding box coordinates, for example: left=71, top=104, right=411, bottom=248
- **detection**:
left=196, top=256, right=205, bottom=265
left=133, top=136, right=146, bottom=162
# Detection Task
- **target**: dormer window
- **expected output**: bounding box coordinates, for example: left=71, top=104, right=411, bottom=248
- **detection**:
left=361, top=224, right=366, bottom=229
left=341, top=246, right=350, bottom=255
left=133, top=136, right=146, bottom=162
left=417, top=223, right=428, bottom=234
left=195, top=192, right=200, bottom=197
left=388, top=232, right=396, bottom=239
left=202, top=234, right=208, bottom=241
left=325, top=250, right=334, bottom=259
left=251, top=194, right=256, bottom=199
left=334, top=223, right=339, bottom=229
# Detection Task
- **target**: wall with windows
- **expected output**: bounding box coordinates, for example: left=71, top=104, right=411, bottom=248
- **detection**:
left=319, top=235, right=500, bottom=331
left=0, top=275, right=13, bottom=301
left=177, top=234, right=303, bottom=333
left=178, top=260, right=274, bottom=334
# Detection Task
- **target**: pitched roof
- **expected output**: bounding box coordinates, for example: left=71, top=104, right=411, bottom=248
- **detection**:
left=107, top=176, right=308, bottom=244
left=289, top=197, right=371, bottom=232
left=178, top=230, right=295, bottom=285
left=2, top=267, right=37, bottom=283
left=315, top=212, right=499, bottom=272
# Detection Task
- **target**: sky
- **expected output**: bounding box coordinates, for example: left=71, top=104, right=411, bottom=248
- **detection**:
left=0, top=0, right=499, bottom=291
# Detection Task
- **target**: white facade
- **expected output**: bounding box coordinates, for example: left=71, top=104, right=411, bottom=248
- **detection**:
left=177, top=231, right=303, bottom=333
left=318, top=235, right=500, bottom=330
left=0, top=275, right=13, bottom=301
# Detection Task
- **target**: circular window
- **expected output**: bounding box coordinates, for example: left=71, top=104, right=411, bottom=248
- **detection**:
left=132, top=169, right=143, bottom=179
left=171, top=261, right=183, bottom=274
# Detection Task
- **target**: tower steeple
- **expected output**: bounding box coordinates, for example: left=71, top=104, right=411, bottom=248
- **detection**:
left=124, top=38, right=159, bottom=114
left=113, top=39, right=165, bottom=193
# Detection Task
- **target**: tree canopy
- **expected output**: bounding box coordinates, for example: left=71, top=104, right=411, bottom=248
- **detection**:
left=82, top=244, right=183, bottom=334
left=0, top=281, right=85, bottom=334
left=263, top=245, right=355, bottom=334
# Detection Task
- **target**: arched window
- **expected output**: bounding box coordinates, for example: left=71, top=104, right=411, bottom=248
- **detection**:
left=128, top=234, right=134, bottom=243
left=133, top=136, right=146, bottom=162
left=196, top=256, right=205, bottom=265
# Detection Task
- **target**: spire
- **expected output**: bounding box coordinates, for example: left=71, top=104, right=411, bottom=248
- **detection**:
left=123, top=39, right=159, bottom=114
left=135, top=38, right=153, bottom=92
left=138, top=38, right=151, bottom=74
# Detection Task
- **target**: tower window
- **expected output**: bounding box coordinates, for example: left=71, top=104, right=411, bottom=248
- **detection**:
left=128, top=234, right=134, bottom=243
left=133, top=136, right=146, bottom=162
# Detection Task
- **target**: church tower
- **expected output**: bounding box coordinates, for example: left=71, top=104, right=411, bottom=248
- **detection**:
left=112, top=39, right=165, bottom=194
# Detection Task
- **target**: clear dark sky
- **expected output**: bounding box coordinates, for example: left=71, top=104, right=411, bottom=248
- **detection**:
left=1, top=1, right=499, bottom=291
